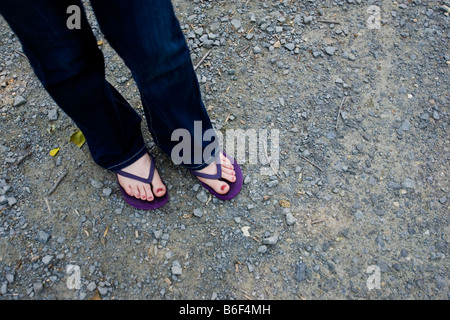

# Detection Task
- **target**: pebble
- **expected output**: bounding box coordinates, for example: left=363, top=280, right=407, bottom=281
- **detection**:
left=295, top=263, right=307, bottom=282
left=258, top=245, right=267, bottom=253
left=172, top=260, right=183, bottom=275
left=37, top=231, right=51, bottom=244
left=253, top=46, right=262, bottom=54
left=286, top=212, right=297, bottom=226
left=196, top=190, right=208, bottom=203
left=47, top=108, right=58, bottom=121
left=325, top=46, right=337, bottom=55
left=42, top=255, right=54, bottom=265
left=87, top=282, right=97, bottom=292
left=13, top=95, right=27, bottom=107
left=193, top=208, right=203, bottom=218
left=262, top=236, right=278, bottom=245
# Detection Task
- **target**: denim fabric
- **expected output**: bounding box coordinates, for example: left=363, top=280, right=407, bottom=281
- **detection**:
left=0, top=0, right=217, bottom=171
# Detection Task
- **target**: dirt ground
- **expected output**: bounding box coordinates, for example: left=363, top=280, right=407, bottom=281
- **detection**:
left=0, top=0, right=448, bottom=300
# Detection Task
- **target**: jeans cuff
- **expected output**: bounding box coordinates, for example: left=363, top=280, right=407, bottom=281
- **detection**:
left=106, top=145, right=148, bottom=172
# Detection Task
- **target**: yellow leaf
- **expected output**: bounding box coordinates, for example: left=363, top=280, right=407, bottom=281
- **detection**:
left=279, top=199, right=291, bottom=208
left=49, top=148, right=60, bottom=157
left=89, top=289, right=102, bottom=300
left=70, top=130, right=86, bottom=148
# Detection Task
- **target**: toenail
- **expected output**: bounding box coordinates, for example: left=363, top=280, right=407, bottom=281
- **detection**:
left=157, top=188, right=164, bottom=193
left=221, top=184, right=227, bottom=191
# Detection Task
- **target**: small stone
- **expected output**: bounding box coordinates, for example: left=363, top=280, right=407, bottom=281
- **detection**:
left=285, top=43, right=295, bottom=51
left=98, top=286, right=108, bottom=296
left=48, top=108, right=58, bottom=121
left=193, top=208, right=203, bottom=218
left=6, top=274, right=14, bottom=284
left=402, top=178, right=415, bottom=189
left=286, top=213, right=297, bottom=226
left=304, top=16, right=313, bottom=24
left=172, top=260, right=183, bottom=275
left=253, top=46, right=262, bottom=54
left=154, top=229, right=163, bottom=239
left=33, top=282, right=43, bottom=294
left=231, top=19, right=241, bottom=30
left=432, top=110, right=440, bottom=120
left=295, top=263, right=307, bottom=282
left=13, top=95, right=27, bottom=107
left=37, top=231, right=50, bottom=244
left=102, top=188, right=112, bottom=197
left=312, top=51, right=323, bottom=58
left=0, top=195, right=7, bottom=205
left=262, top=236, right=278, bottom=245
left=196, top=190, right=208, bottom=203
left=42, top=255, right=54, bottom=265
left=86, top=282, right=97, bottom=292
left=258, top=245, right=267, bottom=253
left=90, top=179, right=103, bottom=189
left=325, top=46, right=337, bottom=55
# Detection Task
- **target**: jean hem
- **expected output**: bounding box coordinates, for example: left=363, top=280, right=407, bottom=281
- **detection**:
left=106, top=145, right=148, bottom=172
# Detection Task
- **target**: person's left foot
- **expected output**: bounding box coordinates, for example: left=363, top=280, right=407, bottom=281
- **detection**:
left=194, top=153, right=236, bottom=194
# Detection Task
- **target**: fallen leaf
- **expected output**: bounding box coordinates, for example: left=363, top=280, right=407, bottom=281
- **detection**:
left=70, top=130, right=86, bottom=148
left=89, top=289, right=102, bottom=300
left=279, top=199, right=291, bottom=208
left=97, top=40, right=104, bottom=46
left=49, top=148, right=60, bottom=157
left=241, top=226, right=251, bottom=237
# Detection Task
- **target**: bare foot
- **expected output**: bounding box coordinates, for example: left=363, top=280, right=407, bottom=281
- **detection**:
left=195, top=153, right=236, bottom=194
left=117, top=153, right=166, bottom=202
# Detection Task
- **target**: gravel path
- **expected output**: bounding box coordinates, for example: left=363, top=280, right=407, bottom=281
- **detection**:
left=0, top=0, right=448, bottom=300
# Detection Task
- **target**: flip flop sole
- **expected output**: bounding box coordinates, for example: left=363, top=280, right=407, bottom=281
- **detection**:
left=117, top=181, right=169, bottom=210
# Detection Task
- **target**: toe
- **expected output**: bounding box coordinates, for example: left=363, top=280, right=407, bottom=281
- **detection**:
left=151, top=171, right=167, bottom=198
left=143, top=184, right=153, bottom=201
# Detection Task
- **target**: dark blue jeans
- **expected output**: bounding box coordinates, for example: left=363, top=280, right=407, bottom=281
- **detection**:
left=0, top=0, right=217, bottom=171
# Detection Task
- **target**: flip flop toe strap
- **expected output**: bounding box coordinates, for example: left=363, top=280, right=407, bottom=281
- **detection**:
left=116, top=154, right=155, bottom=184
left=189, top=162, right=222, bottom=180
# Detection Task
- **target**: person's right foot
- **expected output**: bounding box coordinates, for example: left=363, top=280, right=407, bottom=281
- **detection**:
left=117, top=153, right=166, bottom=202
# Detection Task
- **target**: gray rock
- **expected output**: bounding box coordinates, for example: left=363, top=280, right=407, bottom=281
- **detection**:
left=7, top=197, right=17, bottom=206
left=37, top=231, right=50, bottom=244
left=253, top=46, right=262, bottom=54
left=33, top=282, right=43, bottom=294
left=304, top=16, right=313, bottom=24
left=42, top=255, right=54, bottom=265
left=402, top=178, right=415, bottom=189
left=193, top=208, right=203, bottom=218
left=258, top=245, right=267, bottom=253
left=196, top=190, right=208, bottom=203
left=231, top=19, right=241, bottom=30
left=286, top=213, right=297, bottom=226
left=13, top=95, right=27, bottom=107
left=295, top=263, right=307, bottom=282
left=262, top=236, right=278, bottom=245
left=6, top=273, right=14, bottom=284
left=90, top=179, right=103, bottom=189
left=325, top=46, right=337, bottom=55
left=285, top=43, right=295, bottom=51
left=172, top=260, right=183, bottom=275
left=154, top=229, right=163, bottom=239
left=86, top=282, right=97, bottom=292
left=47, top=108, right=58, bottom=121
left=0, top=195, right=7, bottom=205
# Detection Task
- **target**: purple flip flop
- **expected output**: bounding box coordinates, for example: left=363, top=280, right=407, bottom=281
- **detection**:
left=116, top=154, right=168, bottom=210
left=189, top=152, right=243, bottom=201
